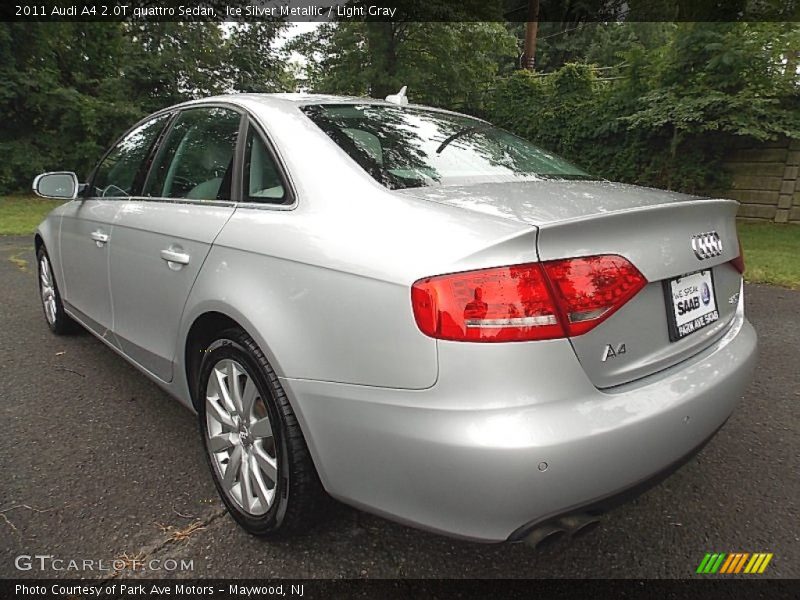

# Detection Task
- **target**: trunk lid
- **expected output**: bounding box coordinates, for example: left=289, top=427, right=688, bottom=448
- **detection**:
left=397, top=180, right=742, bottom=388
left=394, top=179, right=708, bottom=226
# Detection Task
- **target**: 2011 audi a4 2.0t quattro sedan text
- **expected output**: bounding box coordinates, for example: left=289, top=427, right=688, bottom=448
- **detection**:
left=32, top=93, right=757, bottom=546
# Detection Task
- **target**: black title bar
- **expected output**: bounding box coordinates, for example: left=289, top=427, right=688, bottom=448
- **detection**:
left=2, top=0, right=800, bottom=22
left=2, top=579, right=800, bottom=600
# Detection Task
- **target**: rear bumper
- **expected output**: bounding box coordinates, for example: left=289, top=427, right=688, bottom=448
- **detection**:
left=507, top=414, right=728, bottom=541
left=282, top=309, right=757, bottom=542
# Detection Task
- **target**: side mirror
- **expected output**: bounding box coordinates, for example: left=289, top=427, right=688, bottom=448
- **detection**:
left=32, top=172, right=80, bottom=200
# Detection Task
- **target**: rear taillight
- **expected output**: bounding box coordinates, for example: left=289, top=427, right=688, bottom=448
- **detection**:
left=543, top=255, right=648, bottom=337
left=731, top=239, right=745, bottom=274
left=411, top=264, right=564, bottom=342
left=411, top=255, right=646, bottom=342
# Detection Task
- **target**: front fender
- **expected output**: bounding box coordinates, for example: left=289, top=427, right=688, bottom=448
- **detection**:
left=35, top=201, right=70, bottom=285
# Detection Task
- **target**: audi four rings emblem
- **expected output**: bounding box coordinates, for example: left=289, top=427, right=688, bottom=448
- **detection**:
left=691, top=231, right=723, bottom=260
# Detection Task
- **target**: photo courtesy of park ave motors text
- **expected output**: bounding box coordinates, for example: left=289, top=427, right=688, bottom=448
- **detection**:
left=1, top=0, right=799, bottom=590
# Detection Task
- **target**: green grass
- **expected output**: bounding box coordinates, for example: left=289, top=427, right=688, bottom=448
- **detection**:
left=0, top=195, right=63, bottom=235
left=737, top=221, right=800, bottom=290
left=1, top=194, right=798, bottom=288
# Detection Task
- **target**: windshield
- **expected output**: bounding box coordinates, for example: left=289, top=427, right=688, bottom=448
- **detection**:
left=301, top=104, right=595, bottom=190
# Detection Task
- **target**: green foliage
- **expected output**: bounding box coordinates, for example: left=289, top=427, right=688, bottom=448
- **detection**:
left=226, top=23, right=296, bottom=93
left=292, top=22, right=517, bottom=109
left=0, top=21, right=293, bottom=193
left=505, top=21, right=675, bottom=74
left=3, top=18, right=799, bottom=201
left=487, top=22, right=800, bottom=194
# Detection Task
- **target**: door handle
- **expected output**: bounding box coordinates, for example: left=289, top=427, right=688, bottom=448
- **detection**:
left=90, top=230, right=109, bottom=246
left=160, top=248, right=190, bottom=266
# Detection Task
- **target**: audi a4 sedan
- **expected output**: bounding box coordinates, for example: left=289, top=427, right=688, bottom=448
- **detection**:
left=33, top=93, right=757, bottom=545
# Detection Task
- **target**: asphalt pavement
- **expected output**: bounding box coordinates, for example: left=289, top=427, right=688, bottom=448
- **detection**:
left=1, top=235, right=798, bottom=579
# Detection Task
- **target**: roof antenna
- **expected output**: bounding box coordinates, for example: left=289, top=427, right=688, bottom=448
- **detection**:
left=385, top=86, right=408, bottom=106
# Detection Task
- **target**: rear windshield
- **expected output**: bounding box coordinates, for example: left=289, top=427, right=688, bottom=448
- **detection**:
left=301, top=104, right=594, bottom=190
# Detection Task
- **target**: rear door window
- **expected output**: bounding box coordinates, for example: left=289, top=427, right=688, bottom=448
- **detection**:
left=144, top=107, right=241, bottom=201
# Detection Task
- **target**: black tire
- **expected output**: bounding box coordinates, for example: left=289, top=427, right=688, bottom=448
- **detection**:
left=197, top=327, right=328, bottom=536
left=36, top=246, right=80, bottom=335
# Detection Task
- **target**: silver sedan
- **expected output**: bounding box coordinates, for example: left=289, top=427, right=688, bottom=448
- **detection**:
left=33, top=93, right=757, bottom=545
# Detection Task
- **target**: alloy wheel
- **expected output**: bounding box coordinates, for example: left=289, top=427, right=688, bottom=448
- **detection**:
left=204, top=358, right=279, bottom=516
left=39, top=255, right=57, bottom=326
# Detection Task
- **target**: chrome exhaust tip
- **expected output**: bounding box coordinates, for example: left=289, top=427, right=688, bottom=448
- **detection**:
left=523, top=525, right=567, bottom=550
left=558, top=514, right=601, bottom=539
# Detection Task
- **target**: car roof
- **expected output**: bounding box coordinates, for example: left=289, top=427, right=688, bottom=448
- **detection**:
left=169, top=93, right=485, bottom=122
left=240, top=93, right=390, bottom=106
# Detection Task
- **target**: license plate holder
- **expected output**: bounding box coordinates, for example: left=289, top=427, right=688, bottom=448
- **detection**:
left=663, top=270, right=719, bottom=342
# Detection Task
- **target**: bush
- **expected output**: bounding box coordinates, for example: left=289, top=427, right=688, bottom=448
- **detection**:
left=485, top=23, right=800, bottom=195
left=486, top=66, right=730, bottom=193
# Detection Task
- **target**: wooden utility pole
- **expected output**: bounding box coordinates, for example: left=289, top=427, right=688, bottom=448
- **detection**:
left=522, top=0, right=540, bottom=70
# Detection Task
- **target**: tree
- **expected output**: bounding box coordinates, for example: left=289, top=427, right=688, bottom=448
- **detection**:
left=0, top=20, right=295, bottom=192
left=292, top=22, right=517, bottom=109
left=225, top=23, right=295, bottom=93
left=623, top=23, right=800, bottom=145
left=0, top=23, right=141, bottom=190
left=488, top=22, right=800, bottom=193
left=122, top=22, right=231, bottom=110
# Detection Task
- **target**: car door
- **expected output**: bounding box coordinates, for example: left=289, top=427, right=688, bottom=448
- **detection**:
left=108, top=106, right=241, bottom=382
left=58, top=113, right=171, bottom=340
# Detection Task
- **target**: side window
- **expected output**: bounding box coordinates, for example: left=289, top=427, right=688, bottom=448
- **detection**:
left=92, top=114, right=170, bottom=198
left=144, top=107, right=241, bottom=201
left=243, top=126, right=287, bottom=203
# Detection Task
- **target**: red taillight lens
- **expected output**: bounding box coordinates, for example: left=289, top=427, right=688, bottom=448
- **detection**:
left=731, top=239, right=745, bottom=274
left=542, top=255, right=647, bottom=336
left=411, top=264, right=564, bottom=342
left=411, top=255, right=646, bottom=342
